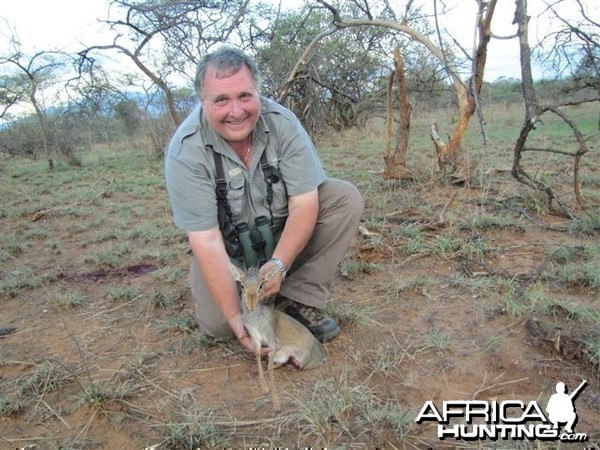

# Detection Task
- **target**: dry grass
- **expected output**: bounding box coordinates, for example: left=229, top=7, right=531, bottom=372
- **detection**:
left=1, top=102, right=599, bottom=448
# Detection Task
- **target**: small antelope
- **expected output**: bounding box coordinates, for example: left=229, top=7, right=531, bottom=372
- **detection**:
left=228, top=261, right=325, bottom=411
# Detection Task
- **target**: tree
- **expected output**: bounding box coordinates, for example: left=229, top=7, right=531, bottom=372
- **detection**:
left=278, top=0, right=497, bottom=182
left=383, top=48, right=414, bottom=180
left=511, top=0, right=597, bottom=217
left=537, top=0, right=599, bottom=128
left=78, top=0, right=254, bottom=152
left=0, top=42, right=77, bottom=169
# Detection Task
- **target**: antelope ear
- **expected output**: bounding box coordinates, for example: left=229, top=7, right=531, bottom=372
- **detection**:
left=228, top=260, right=245, bottom=283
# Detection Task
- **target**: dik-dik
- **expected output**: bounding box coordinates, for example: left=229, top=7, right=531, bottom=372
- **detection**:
left=228, top=261, right=325, bottom=411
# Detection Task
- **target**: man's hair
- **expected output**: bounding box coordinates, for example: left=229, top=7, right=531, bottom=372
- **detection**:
left=194, top=46, right=262, bottom=98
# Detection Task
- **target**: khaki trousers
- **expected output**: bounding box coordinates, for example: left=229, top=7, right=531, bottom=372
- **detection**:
left=190, top=178, right=363, bottom=337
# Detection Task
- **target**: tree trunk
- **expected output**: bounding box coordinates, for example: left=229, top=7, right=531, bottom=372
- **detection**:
left=383, top=48, right=414, bottom=180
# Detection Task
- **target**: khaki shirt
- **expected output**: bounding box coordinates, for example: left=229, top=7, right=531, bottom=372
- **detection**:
left=165, top=96, right=327, bottom=233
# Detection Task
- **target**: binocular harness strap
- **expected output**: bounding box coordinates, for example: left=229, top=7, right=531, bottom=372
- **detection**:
left=213, top=150, right=280, bottom=233
left=213, top=151, right=234, bottom=233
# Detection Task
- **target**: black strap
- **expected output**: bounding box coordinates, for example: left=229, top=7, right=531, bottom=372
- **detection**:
left=213, top=151, right=233, bottom=233
left=260, top=151, right=280, bottom=226
left=213, top=149, right=281, bottom=230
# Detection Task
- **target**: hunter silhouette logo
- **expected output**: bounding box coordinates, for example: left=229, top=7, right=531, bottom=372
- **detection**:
left=415, top=379, right=588, bottom=442
left=546, top=380, right=586, bottom=434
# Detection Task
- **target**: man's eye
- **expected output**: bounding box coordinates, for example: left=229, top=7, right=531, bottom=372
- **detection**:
left=215, top=98, right=228, bottom=105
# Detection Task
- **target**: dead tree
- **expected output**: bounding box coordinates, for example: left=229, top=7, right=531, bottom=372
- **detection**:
left=383, top=48, right=414, bottom=180
left=428, top=0, right=498, bottom=183
left=511, top=0, right=593, bottom=218
left=280, top=0, right=495, bottom=184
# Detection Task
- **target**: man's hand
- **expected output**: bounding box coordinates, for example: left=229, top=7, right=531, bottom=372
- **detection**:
left=228, top=312, right=269, bottom=356
left=259, top=260, right=284, bottom=298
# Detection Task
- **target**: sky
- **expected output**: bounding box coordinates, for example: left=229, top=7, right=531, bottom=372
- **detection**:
left=0, top=0, right=595, bottom=82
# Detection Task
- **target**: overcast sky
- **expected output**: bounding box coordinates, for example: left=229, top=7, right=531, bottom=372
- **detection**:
left=1, top=0, right=595, bottom=82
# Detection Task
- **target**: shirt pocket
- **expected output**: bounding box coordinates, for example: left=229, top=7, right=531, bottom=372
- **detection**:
left=228, top=173, right=246, bottom=223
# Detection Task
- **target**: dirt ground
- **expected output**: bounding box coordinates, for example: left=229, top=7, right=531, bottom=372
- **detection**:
left=1, top=174, right=599, bottom=448
left=1, top=101, right=600, bottom=448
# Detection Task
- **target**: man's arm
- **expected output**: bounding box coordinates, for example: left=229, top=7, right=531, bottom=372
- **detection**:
left=188, top=228, right=255, bottom=353
left=261, top=188, right=319, bottom=298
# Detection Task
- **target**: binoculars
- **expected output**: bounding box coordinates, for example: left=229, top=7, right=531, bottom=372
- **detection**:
left=224, top=215, right=275, bottom=267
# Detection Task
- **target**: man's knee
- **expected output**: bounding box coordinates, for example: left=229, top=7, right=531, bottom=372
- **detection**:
left=319, top=178, right=364, bottom=218
left=190, top=257, right=234, bottom=339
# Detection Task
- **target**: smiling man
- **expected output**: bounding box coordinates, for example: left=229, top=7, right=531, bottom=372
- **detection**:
left=164, top=46, right=362, bottom=354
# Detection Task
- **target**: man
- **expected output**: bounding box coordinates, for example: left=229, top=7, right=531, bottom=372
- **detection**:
left=165, top=45, right=362, bottom=355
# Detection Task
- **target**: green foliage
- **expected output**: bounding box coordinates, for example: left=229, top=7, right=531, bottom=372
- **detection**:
left=163, top=414, right=231, bottom=450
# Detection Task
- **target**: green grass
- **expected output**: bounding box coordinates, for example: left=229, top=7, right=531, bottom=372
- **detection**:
left=503, top=280, right=548, bottom=318
left=420, top=330, right=452, bottom=354
left=1, top=102, right=598, bottom=447
left=544, top=243, right=600, bottom=289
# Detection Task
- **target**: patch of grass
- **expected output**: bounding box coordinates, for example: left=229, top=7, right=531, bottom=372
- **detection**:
left=291, top=376, right=369, bottom=439
left=457, top=213, right=525, bottom=232
left=447, top=274, right=498, bottom=295
left=545, top=302, right=600, bottom=327
left=0, top=396, right=25, bottom=417
left=392, top=223, right=421, bottom=240
left=339, top=259, right=383, bottom=279
left=291, top=373, right=414, bottom=443
left=150, top=290, right=183, bottom=309
left=478, top=335, right=505, bottom=353
left=157, top=266, right=185, bottom=284
left=548, top=243, right=597, bottom=263
left=106, top=286, right=141, bottom=302
left=366, top=343, right=408, bottom=377
left=391, top=276, right=434, bottom=299
left=162, top=408, right=232, bottom=449
left=18, top=360, right=69, bottom=397
left=179, top=331, right=226, bottom=355
left=586, top=338, right=600, bottom=370
left=430, top=235, right=463, bottom=257
left=420, top=330, right=452, bottom=354
left=54, top=291, right=90, bottom=310
left=0, top=233, right=25, bottom=262
left=79, top=379, right=141, bottom=410
left=550, top=262, right=600, bottom=289
left=156, top=315, right=198, bottom=334
left=521, top=189, right=550, bottom=215
left=569, top=213, right=600, bottom=235
left=0, top=268, right=42, bottom=297
left=83, top=248, right=124, bottom=268
left=404, top=234, right=425, bottom=256
left=504, top=280, right=548, bottom=318
left=325, top=300, right=372, bottom=328
left=364, top=401, right=415, bottom=440
left=544, top=243, right=600, bottom=289
left=459, top=235, right=493, bottom=260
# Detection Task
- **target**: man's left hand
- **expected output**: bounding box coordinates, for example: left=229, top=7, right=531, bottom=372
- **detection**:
left=260, top=260, right=283, bottom=298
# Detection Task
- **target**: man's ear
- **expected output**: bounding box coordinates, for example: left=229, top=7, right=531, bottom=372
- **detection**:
left=228, top=260, right=245, bottom=283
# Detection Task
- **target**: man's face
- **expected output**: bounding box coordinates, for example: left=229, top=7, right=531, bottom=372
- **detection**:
left=200, top=65, right=261, bottom=145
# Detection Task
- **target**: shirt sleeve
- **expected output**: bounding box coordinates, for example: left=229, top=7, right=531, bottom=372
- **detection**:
left=269, top=107, right=327, bottom=196
left=164, top=141, right=219, bottom=232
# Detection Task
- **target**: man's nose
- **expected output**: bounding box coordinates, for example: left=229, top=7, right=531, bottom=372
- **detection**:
left=229, top=99, right=243, bottom=115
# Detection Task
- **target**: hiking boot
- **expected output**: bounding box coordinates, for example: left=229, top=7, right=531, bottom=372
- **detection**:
left=276, top=297, right=340, bottom=342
